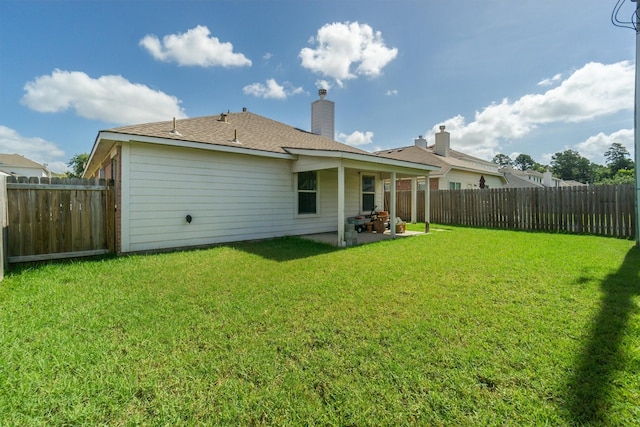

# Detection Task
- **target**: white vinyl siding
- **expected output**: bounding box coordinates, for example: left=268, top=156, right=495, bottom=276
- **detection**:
left=441, top=170, right=503, bottom=190
left=0, top=166, right=47, bottom=177
left=121, top=142, right=360, bottom=252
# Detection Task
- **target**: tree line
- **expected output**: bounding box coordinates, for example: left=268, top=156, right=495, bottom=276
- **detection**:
left=491, top=143, right=635, bottom=185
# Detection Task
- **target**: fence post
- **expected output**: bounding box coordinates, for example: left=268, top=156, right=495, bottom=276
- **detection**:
left=0, top=175, right=7, bottom=281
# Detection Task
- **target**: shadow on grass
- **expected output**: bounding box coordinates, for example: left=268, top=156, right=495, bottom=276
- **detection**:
left=566, top=247, right=640, bottom=424
left=4, top=237, right=339, bottom=276
left=5, top=253, right=118, bottom=276
left=231, top=236, right=339, bottom=262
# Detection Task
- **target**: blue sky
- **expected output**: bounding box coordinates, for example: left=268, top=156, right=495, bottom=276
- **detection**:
left=0, top=0, right=636, bottom=173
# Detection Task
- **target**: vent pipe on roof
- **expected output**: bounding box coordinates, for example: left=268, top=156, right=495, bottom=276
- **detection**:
left=233, top=129, right=240, bottom=144
left=170, top=117, right=181, bottom=135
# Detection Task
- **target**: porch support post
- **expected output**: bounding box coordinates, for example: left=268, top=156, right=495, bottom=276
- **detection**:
left=424, top=173, right=431, bottom=232
left=410, top=177, right=417, bottom=224
left=390, top=171, right=397, bottom=238
left=337, top=165, right=345, bottom=246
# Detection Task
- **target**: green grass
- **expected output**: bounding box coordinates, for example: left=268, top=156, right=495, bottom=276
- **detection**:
left=1, top=225, right=638, bottom=425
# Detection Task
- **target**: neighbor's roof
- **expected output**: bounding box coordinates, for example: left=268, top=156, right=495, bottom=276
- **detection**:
left=375, top=145, right=503, bottom=178
left=0, top=153, right=46, bottom=169
left=502, top=171, right=544, bottom=188
left=102, top=111, right=370, bottom=156
left=559, top=180, right=587, bottom=187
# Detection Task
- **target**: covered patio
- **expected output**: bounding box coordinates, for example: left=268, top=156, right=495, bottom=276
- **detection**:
left=288, top=148, right=439, bottom=247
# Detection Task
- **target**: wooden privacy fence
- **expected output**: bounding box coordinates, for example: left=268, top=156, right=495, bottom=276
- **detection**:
left=5, top=176, right=115, bottom=263
left=385, top=185, right=635, bottom=238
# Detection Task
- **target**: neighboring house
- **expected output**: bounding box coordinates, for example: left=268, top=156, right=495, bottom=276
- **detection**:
left=0, top=153, right=50, bottom=178
left=501, top=167, right=547, bottom=188
left=84, top=92, right=439, bottom=253
left=375, top=126, right=506, bottom=190
left=501, top=167, right=586, bottom=188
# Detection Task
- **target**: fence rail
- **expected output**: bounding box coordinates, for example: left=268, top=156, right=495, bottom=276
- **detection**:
left=6, top=176, right=115, bottom=263
left=385, top=185, right=635, bottom=238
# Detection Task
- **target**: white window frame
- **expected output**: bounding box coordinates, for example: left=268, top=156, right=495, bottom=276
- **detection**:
left=296, top=171, right=319, bottom=216
left=361, top=174, right=376, bottom=213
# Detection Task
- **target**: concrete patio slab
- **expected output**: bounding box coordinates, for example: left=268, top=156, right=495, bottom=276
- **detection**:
left=300, top=229, right=426, bottom=246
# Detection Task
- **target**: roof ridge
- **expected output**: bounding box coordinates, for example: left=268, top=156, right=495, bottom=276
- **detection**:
left=99, top=110, right=372, bottom=156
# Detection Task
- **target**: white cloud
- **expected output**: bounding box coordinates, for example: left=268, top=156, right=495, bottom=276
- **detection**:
left=140, top=25, right=251, bottom=68
left=538, top=73, right=562, bottom=86
left=21, top=69, right=186, bottom=124
left=430, top=61, right=634, bottom=160
left=242, top=78, right=303, bottom=99
left=316, top=80, right=332, bottom=90
left=386, top=89, right=398, bottom=96
left=338, top=130, right=374, bottom=146
left=300, top=22, right=397, bottom=86
left=574, top=128, right=634, bottom=163
left=0, top=126, right=67, bottom=173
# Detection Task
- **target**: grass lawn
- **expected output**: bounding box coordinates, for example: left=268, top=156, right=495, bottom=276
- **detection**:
left=1, top=225, right=639, bottom=425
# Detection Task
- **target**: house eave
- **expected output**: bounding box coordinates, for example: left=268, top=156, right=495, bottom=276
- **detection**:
left=84, top=131, right=296, bottom=177
left=284, top=147, right=440, bottom=174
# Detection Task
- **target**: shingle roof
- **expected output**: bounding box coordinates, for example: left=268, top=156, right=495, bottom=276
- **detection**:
left=104, top=111, right=370, bottom=156
left=502, top=171, right=544, bottom=188
left=375, top=145, right=502, bottom=177
left=0, top=153, right=46, bottom=169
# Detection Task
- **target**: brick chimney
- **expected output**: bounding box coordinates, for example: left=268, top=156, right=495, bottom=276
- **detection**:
left=434, top=125, right=450, bottom=157
left=311, top=89, right=335, bottom=139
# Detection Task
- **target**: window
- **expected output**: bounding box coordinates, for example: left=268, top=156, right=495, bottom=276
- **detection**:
left=362, top=175, right=375, bottom=212
left=297, top=171, right=317, bottom=214
left=449, top=182, right=461, bottom=190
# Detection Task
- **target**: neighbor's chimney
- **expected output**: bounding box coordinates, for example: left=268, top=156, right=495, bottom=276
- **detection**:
left=311, top=89, right=335, bottom=139
left=414, top=135, right=428, bottom=148
left=434, top=125, right=450, bottom=157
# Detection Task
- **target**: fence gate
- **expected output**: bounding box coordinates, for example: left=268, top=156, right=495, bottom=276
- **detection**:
left=5, top=176, right=115, bottom=263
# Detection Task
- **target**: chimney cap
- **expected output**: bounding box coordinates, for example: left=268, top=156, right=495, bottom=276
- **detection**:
left=318, top=88, right=327, bottom=99
left=439, top=125, right=446, bottom=132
